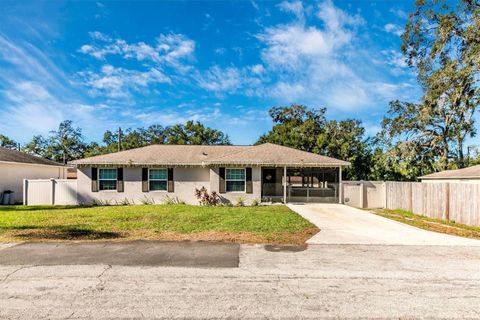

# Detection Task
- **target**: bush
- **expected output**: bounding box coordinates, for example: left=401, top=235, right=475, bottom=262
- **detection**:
left=139, top=196, right=155, bottom=205
left=163, top=195, right=185, bottom=205
left=194, top=187, right=220, bottom=206
left=235, top=196, right=245, bottom=207
left=251, top=198, right=260, bottom=206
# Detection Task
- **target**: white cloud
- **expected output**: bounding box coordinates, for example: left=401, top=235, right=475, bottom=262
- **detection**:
left=278, top=1, right=304, bottom=21
left=0, top=81, right=110, bottom=140
left=79, top=32, right=195, bottom=68
left=250, top=64, right=265, bottom=74
left=81, top=65, right=171, bottom=98
left=389, top=8, right=408, bottom=20
left=195, top=66, right=243, bottom=92
left=254, top=0, right=388, bottom=110
left=384, top=23, right=404, bottom=36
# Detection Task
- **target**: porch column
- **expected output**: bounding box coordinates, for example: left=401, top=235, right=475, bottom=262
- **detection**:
left=338, top=166, right=343, bottom=204
left=283, top=166, right=287, bottom=204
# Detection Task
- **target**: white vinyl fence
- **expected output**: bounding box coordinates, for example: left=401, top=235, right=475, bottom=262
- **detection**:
left=23, top=179, right=78, bottom=206
left=342, top=181, right=386, bottom=209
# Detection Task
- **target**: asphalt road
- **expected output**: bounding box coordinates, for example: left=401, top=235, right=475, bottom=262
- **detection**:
left=1, top=242, right=480, bottom=319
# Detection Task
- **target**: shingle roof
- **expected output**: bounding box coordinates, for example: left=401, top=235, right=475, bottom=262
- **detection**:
left=0, top=147, right=65, bottom=167
left=420, top=165, right=480, bottom=180
left=70, top=143, right=350, bottom=167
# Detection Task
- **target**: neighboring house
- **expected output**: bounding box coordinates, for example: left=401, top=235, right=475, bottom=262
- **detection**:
left=420, top=165, right=480, bottom=183
left=71, top=143, right=350, bottom=205
left=0, top=147, right=67, bottom=203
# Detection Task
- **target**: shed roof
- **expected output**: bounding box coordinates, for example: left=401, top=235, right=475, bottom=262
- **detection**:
left=419, top=165, right=480, bottom=180
left=70, top=143, right=350, bottom=167
left=0, top=147, right=65, bottom=167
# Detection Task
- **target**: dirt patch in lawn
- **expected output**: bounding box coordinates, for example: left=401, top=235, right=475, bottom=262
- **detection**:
left=0, top=227, right=319, bottom=245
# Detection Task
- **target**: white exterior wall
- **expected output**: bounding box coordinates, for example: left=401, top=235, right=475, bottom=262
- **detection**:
left=209, top=167, right=262, bottom=205
left=0, top=162, right=67, bottom=203
left=76, top=166, right=260, bottom=205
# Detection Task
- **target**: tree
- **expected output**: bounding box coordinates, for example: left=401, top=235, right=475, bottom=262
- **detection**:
left=257, top=105, right=372, bottom=180
left=23, top=121, right=88, bottom=163
left=401, top=0, right=480, bottom=168
left=257, top=105, right=326, bottom=152
left=316, top=120, right=372, bottom=180
left=23, top=135, right=50, bottom=158
left=164, top=121, right=231, bottom=145
left=85, top=121, right=230, bottom=157
left=0, top=134, right=17, bottom=149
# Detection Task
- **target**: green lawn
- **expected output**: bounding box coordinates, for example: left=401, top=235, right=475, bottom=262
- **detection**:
left=369, top=208, right=480, bottom=239
left=0, top=204, right=318, bottom=244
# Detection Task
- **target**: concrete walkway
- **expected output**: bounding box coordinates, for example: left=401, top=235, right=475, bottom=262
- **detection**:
left=288, top=203, right=480, bottom=246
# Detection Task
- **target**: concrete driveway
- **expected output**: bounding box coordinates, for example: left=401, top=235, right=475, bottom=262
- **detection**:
left=288, top=203, right=480, bottom=246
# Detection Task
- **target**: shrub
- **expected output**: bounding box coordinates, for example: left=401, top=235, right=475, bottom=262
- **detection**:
left=235, top=196, right=245, bottom=207
left=139, top=196, right=155, bottom=205
left=163, top=195, right=185, bottom=205
left=194, top=186, right=220, bottom=206
left=251, top=198, right=260, bottom=206
left=119, top=198, right=133, bottom=206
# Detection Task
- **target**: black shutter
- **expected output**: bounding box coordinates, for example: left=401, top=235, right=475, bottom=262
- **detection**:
left=117, top=168, right=124, bottom=192
left=219, top=167, right=226, bottom=194
left=246, top=167, right=253, bottom=194
left=91, top=167, right=98, bottom=192
left=168, top=168, right=174, bottom=192
left=142, top=168, right=149, bottom=192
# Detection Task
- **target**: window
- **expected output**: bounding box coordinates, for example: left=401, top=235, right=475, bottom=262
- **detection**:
left=99, top=168, right=117, bottom=191
left=149, top=169, right=168, bottom=191
left=226, top=168, right=245, bottom=192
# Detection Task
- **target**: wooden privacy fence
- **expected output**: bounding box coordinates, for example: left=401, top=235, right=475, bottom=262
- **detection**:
left=23, top=179, right=78, bottom=206
left=385, top=182, right=480, bottom=227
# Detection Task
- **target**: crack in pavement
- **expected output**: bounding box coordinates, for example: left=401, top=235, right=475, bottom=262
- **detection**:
left=1, top=265, right=35, bottom=282
left=95, top=264, right=112, bottom=291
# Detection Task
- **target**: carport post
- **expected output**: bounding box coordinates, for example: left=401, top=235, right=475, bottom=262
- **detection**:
left=338, top=166, right=343, bottom=204
left=283, top=166, right=287, bottom=204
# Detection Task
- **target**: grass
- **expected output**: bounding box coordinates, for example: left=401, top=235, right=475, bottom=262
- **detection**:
left=369, top=208, right=480, bottom=239
left=0, top=204, right=318, bottom=244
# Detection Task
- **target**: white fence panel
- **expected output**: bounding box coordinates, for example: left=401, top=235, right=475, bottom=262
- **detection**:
left=24, top=179, right=78, bottom=206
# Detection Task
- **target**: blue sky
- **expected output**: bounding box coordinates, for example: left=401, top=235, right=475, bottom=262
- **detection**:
left=0, top=0, right=421, bottom=145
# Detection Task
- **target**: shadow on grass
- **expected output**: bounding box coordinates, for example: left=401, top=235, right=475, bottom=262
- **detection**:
left=0, top=205, right=89, bottom=212
left=6, top=226, right=123, bottom=240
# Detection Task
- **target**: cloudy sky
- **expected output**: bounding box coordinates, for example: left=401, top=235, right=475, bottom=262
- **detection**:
left=0, top=0, right=420, bottom=145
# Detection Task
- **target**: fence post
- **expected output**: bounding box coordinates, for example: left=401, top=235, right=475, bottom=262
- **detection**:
left=50, top=179, right=55, bottom=205
left=23, top=179, right=28, bottom=206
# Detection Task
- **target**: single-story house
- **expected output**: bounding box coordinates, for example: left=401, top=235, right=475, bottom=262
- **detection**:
left=420, top=165, right=480, bottom=183
left=0, top=147, right=68, bottom=203
left=70, top=143, right=350, bottom=205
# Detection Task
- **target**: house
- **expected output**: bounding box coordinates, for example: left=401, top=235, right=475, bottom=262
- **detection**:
left=420, top=165, right=480, bottom=183
left=70, top=143, right=350, bottom=205
left=0, top=147, right=68, bottom=204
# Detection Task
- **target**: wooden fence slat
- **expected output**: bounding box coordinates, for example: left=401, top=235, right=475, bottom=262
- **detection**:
left=382, top=181, right=479, bottom=227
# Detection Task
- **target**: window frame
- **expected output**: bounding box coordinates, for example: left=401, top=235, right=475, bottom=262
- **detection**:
left=225, top=168, right=246, bottom=193
left=98, top=168, right=118, bottom=191
left=148, top=168, right=168, bottom=192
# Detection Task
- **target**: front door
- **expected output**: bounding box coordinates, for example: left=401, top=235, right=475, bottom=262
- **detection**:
left=262, top=168, right=277, bottom=197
